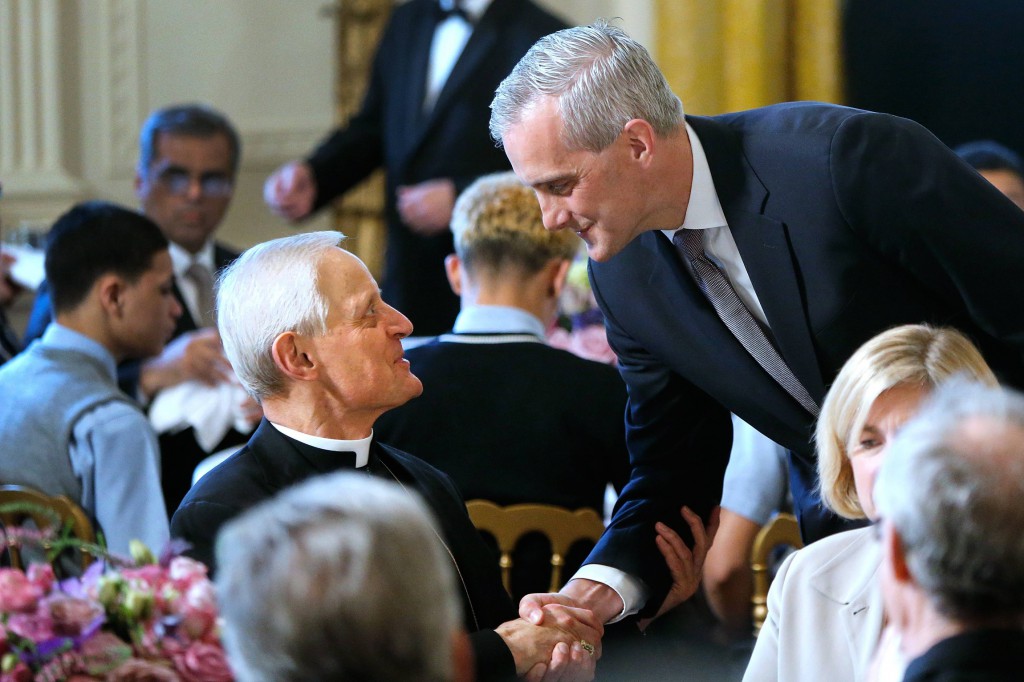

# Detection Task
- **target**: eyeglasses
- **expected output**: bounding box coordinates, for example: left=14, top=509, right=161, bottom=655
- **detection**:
left=153, top=167, right=233, bottom=198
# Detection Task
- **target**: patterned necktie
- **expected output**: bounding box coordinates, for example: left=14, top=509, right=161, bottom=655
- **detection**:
left=185, top=262, right=216, bottom=328
left=675, top=229, right=819, bottom=416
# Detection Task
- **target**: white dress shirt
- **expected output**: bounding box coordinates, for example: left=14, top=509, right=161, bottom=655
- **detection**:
left=424, top=0, right=493, bottom=112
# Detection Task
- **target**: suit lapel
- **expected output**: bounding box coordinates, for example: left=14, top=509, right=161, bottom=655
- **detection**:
left=398, top=2, right=440, bottom=153
left=689, top=115, right=827, bottom=403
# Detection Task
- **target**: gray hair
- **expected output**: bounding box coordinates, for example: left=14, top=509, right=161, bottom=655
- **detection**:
left=138, top=103, right=241, bottom=175
left=216, top=472, right=461, bottom=682
left=874, top=379, right=1024, bottom=621
left=489, top=20, right=684, bottom=152
left=216, top=231, right=341, bottom=401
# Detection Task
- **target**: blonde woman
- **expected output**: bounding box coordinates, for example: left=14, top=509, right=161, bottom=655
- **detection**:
left=742, top=324, right=997, bottom=681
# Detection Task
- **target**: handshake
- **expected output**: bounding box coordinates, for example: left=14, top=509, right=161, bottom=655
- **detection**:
left=498, top=506, right=718, bottom=681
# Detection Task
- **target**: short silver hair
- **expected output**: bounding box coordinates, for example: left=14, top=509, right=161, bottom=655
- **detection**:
left=216, top=472, right=461, bottom=682
left=216, top=231, right=342, bottom=401
left=874, top=379, right=1024, bottom=621
left=490, top=20, right=684, bottom=152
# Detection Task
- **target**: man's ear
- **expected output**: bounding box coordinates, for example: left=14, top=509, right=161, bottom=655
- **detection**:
left=549, top=258, right=571, bottom=299
left=444, top=254, right=463, bottom=296
left=885, top=523, right=913, bottom=584
left=622, top=118, right=656, bottom=165
left=96, top=274, right=126, bottom=318
left=134, top=170, right=146, bottom=199
left=271, top=331, right=317, bottom=382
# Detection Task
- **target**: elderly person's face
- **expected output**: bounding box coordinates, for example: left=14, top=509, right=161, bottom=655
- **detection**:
left=848, top=382, right=930, bottom=520
left=306, top=247, right=422, bottom=421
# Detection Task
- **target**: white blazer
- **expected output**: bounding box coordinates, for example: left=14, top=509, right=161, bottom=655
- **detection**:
left=743, top=526, right=884, bottom=682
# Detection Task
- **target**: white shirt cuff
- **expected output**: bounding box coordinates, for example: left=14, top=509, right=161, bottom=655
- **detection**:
left=571, top=564, right=649, bottom=623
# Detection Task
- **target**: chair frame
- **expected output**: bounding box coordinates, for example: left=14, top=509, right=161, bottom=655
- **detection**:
left=750, top=511, right=802, bottom=637
left=0, top=484, right=96, bottom=571
left=466, top=500, right=606, bottom=595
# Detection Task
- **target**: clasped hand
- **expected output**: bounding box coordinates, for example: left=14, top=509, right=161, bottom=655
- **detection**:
left=497, top=598, right=603, bottom=682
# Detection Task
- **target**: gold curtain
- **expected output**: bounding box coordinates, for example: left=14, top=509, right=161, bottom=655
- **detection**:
left=332, top=0, right=392, bottom=276
left=656, top=0, right=842, bottom=116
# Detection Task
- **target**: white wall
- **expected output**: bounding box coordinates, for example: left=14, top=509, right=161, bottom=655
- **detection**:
left=0, top=0, right=655, bottom=253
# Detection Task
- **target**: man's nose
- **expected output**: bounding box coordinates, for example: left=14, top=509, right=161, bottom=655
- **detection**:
left=539, top=197, right=569, bottom=231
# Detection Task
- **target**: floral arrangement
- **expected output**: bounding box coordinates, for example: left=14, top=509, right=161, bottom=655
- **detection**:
left=0, top=542, right=232, bottom=682
left=548, top=257, right=617, bottom=365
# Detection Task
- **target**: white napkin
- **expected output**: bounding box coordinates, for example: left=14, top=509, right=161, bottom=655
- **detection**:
left=1, top=244, right=45, bottom=289
left=149, top=379, right=255, bottom=452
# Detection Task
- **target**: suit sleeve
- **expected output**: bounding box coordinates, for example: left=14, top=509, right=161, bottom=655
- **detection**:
left=170, top=499, right=241, bottom=575
left=584, top=277, right=733, bottom=616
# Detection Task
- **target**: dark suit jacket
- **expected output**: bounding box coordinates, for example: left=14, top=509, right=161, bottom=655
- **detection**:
left=588, top=103, right=1024, bottom=614
left=305, top=0, right=566, bottom=335
left=24, top=242, right=245, bottom=515
left=903, top=629, right=1024, bottom=681
left=171, top=419, right=517, bottom=680
left=374, top=333, right=630, bottom=595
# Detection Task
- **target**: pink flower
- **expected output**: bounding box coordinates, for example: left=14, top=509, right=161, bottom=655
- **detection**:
left=177, top=582, right=217, bottom=640
left=172, top=641, right=233, bottom=682
left=107, top=658, right=180, bottom=682
left=48, top=595, right=104, bottom=636
left=569, top=325, right=618, bottom=365
left=26, top=564, right=55, bottom=593
left=0, top=569, right=43, bottom=613
left=168, top=557, right=208, bottom=588
left=7, top=604, right=54, bottom=641
left=0, top=661, right=31, bottom=682
left=547, top=327, right=573, bottom=352
left=78, top=631, right=132, bottom=673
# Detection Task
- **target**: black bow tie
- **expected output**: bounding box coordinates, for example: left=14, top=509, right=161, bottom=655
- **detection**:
left=436, top=0, right=473, bottom=24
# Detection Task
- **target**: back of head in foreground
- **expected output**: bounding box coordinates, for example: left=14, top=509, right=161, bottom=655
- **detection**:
left=215, top=472, right=467, bottom=682
left=874, top=379, right=1024, bottom=627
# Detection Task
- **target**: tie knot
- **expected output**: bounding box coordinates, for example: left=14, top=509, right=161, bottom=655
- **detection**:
left=186, top=261, right=211, bottom=281
left=436, top=0, right=472, bottom=23
left=674, top=229, right=706, bottom=262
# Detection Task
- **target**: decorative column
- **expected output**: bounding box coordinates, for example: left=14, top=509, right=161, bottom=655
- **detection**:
left=0, top=0, right=85, bottom=226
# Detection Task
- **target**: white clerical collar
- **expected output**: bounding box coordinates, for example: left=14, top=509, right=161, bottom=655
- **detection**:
left=662, top=122, right=728, bottom=240
left=269, top=422, right=372, bottom=468
left=169, top=240, right=216, bottom=279
left=452, top=304, right=546, bottom=338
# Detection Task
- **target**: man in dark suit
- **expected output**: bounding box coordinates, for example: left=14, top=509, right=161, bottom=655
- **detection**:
left=24, top=104, right=258, bottom=515
left=172, top=231, right=603, bottom=682
left=488, top=21, right=1024, bottom=625
left=373, top=171, right=629, bottom=597
left=873, top=380, right=1024, bottom=681
left=263, top=0, right=566, bottom=337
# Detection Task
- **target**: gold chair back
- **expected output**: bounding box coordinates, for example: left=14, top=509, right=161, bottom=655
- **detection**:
left=750, top=512, right=802, bottom=637
left=0, top=484, right=96, bottom=571
left=466, top=500, right=606, bottom=595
